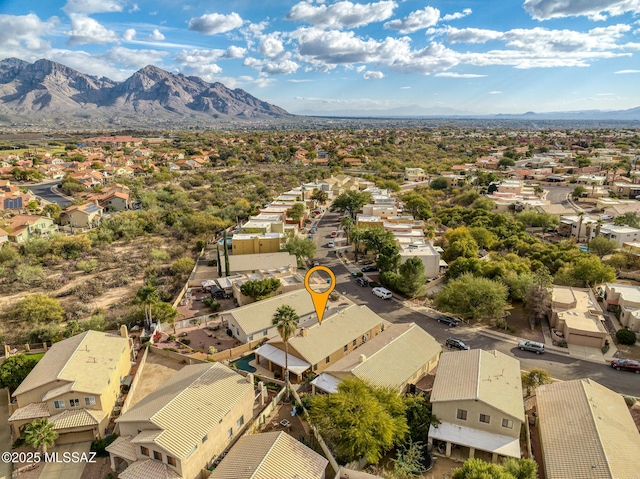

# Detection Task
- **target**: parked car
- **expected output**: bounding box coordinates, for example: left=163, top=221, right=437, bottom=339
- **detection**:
left=313, top=261, right=320, bottom=266
left=355, top=277, right=369, bottom=287
left=437, top=315, right=461, bottom=327
left=611, top=358, right=640, bottom=373
left=518, top=340, right=545, bottom=354
left=330, top=231, right=338, bottom=237
left=307, top=234, right=313, bottom=240
left=312, top=210, right=322, bottom=215
left=361, top=265, right=379, bottom=272
left=310, top=226, right=317, bottom=233
left=445, top=337, right=470, bottom=350
left=327, top=240, right=335, bottom=247
left=372, top=287, right=392, bottom=299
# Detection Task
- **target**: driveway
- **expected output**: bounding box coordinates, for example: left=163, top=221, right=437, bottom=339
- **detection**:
left=38, top=442, right=91, bottom=479
left=25, top=181, right=73, bottom=208
left=0, top=389, right=11, bottom=479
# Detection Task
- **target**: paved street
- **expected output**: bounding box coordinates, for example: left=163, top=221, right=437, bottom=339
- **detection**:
left=310, top=208, right=640, bottom=397
left=25, top=180, right=72, bottom=207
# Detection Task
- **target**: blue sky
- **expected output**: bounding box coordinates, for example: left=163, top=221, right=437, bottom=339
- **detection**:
left=0, top=0, right=639, bottom=115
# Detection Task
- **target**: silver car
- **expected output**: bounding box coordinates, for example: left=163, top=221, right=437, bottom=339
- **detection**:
left=518, top=340, right=545, bottom=354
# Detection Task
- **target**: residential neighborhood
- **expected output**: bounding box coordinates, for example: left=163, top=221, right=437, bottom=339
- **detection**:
left=1, top=127, right=640, bottom=479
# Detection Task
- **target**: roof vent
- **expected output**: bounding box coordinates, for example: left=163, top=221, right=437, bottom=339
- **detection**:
left=359, top=354, right=367, bottom=363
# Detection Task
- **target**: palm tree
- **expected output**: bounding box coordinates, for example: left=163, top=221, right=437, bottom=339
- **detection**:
left=272, top=305, right=299, bottom=401
left=24, top=418, right=58, bottom=454
left=340, top=215, right=354, bottom=236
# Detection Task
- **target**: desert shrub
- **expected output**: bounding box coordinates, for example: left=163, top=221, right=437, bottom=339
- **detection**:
left=624, top=396, right=637, bottom=407
left=91, top=434, right=118, bottom=457
left=76, top=259, right=99, bottom=273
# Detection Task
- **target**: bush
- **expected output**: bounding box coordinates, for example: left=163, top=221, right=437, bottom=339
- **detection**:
left=616, top=329, right=637, bottom=346
left=91, top=434, right=118, bottom=457
left=181, top=339, right=191, bottom=345
left=203, top=298, right=221, bottom=311
left=624, top=395, right=637, bottom=407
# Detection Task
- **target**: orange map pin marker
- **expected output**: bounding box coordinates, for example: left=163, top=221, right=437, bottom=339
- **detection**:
left=304, top=266, right=336, bottom=324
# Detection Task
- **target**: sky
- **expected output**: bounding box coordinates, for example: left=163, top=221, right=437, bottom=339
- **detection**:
left=0, top=0, right=639, bottom=115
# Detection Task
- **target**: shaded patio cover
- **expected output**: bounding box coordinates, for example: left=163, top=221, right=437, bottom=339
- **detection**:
left=255, top=344, right=311, bottom=375
left=311, top=373, right=341, bottom=394
left=429, top=421, right=521, bottom=458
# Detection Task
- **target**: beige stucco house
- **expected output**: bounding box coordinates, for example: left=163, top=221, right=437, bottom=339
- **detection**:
left=550, top=286, right=608, bottom=348
left=603, top=283, right=640, bottom=332
left=107, top=362, right=254, bottom=479
left=255, top=304, right=386, bottom=382
left=311, top=322, right=441, bottom=394
left=208, top=431, right=328, bottom=479
left=8, top=330, right=132, bottom=444
left=536, top=379, right=640, bottom=479
left=59, top=202, right=104, bottom=229
left=428, top=349, right=524, bottom=462
left=3, top=214, right=58, bottom=243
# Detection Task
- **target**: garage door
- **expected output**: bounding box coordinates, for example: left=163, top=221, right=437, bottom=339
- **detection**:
left=56, top=430, right=95, bottom=445
left=568, top=334, right=603, bottom=348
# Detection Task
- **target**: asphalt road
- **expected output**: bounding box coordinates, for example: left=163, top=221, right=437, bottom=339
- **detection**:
left=309, top=209, right=640, bottom=397
left=25, top=181, right=72, bottom=207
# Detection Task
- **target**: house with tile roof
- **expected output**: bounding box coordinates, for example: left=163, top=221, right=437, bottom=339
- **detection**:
left=59, top=202, right=104, bottom=229
left=2, top=214, right=58, bottom=243
left=208, top=431, right=328, bottom=479
left=536, top=379, right=640, bottom=479
left=108, top=362, right=255, bottom=479
left=8, top=330, right=131, bottom=444
left=428, top=349, right=524, bottom=462
left=255, top=305, right=386, bottom=382
left=311, top=322, right=441, bottom=394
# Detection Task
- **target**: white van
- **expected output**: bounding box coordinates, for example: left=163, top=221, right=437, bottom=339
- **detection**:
left=372, top=287, right=392, bottom=300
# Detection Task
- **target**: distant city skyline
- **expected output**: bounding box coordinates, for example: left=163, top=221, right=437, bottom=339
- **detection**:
left=1, top=0, right=639, bottom=116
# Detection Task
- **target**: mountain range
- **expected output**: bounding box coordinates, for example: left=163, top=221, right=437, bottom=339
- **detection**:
left=0, top=58, right=289, bottom=128
left=0, top=58, right=638, bottom=129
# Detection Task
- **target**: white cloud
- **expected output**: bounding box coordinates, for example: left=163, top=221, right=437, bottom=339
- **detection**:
left=123, top=29, right=136, bottom=41
left=489, top=90, right=502, bottom=94
left=244, top=56, right=299, bottom=74
left=287, top=0, right=397, bottom=28
left=384, top=6, right=440, bottom=33
left=129, top=4, right=140, bottom=13
left=523, top=0, right=640, bottom=21
left=66, top=14, right=119, bottom=46
left=432, top=26, right=504, bottom=44
left=63, top=0, right=125, bottom=15
left=435, top=72, right=487, bottom=78
left=363, top=70, right=384, bottom=79
left=287, top=79, right=313, bottom=82
left=400, top=86, right=411, bottom=89
left=147, top=29, right=165, bottom=41
left=188, top=12, right=244, bottom=35
left=615, top=69, right=640, bottom=73
left=103, top=46, right=168, bottom=69
left=259, top=33, right=285, bottom=57
left=0, top=13, right=58, bottom=51
left=442, top=8, right=472, bottom=21
left=224, top=46, right=246, bottom=58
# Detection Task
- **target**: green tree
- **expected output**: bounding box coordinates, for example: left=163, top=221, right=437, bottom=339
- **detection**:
left=616, top=328, right=637, bottom=345
left=136, top=284, right=159, bottom=327
left=555, top=255, right=616, bottom=287
left=429, top=177, right=449, bottom=190
left=363, top=228, right=396, bottom=256
left=308, top=378, right=408, bottom=464
left=50, top=234, right=92, bottom=259
left=24, top=418, right=58, bottom=454
left=287, top=202, right=306, bottom=223
left=0, top=354, right=39, bottom=391
left=377, top=244, right=401, bottom=273
left=152, top=302, right=180, bottom=333
left=240, top=278, right=281, bottom=301
left=404, top=394, right=438, bottom=443
left=614, top=212, right=640, bottom=228
left=571, top=186, right=586, bottom=199
left=452, top=458, right=537, bottom=479
left=340, top=215, right=355, bottom=235
left=331, top=190, right=373, bottom=219
left=471, top=196, right=496, bottom=211
left=272, top=305, right=300, bottom=400
left=285, top=237, right=317, bottom=268
left=588, top=236, right=617, bottom=258
left=171, top=257, right=196, bottom=277
left=398, top=257, right=427, bottom=297
left=521, top=368, right=552, bottom=397
left=7, top=294, right=65, bottom=323
left=435, top=273, right=508, bottom=320
left=499, top=157, right=516, bottom=168
left=442, top=237, right=479, bottom=263
left=391, top=440, right=426, bottom=479
left=468, top=227, right=498, bottom=250
left=349, top=226, right=367, bottom=256
left=401, top=193, right=432, bottom=220
left=310, top=188, right=328, bottom=204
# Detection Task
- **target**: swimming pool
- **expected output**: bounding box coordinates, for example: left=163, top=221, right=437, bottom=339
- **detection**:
left=230, top=353, right=256, bottom=373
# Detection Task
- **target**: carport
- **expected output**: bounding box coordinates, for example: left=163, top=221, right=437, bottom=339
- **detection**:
left=38, top=442, right=92, bottom=479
